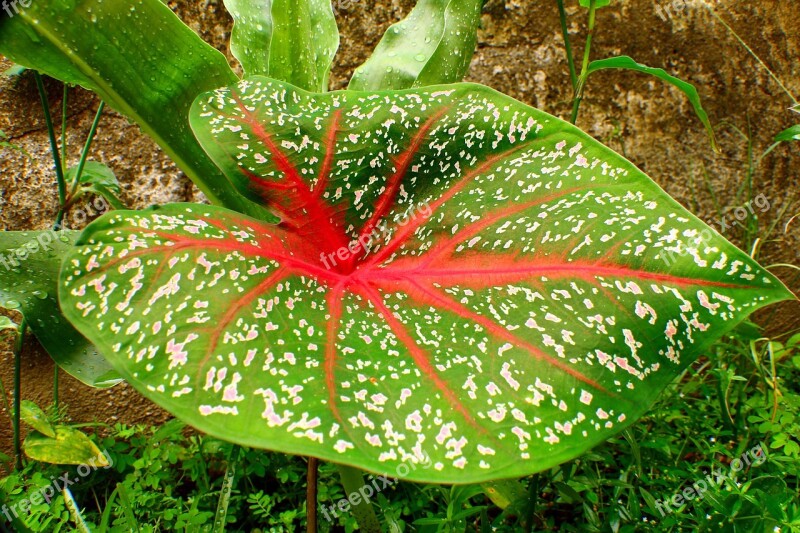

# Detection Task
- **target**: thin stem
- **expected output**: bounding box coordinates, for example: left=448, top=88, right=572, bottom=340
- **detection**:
left=69, top=101, right=106, bottom=200
left=336, top=465, right=381, bottom=532
left=34, top=73, right=68, bottom=229
left=61, top=84, right=69, bottom=174
left=556, top=0, right=578, bottom=91
left=307, top=458, right=319, bottom=533
left=570, top=0, right=598, bottom=124
left=709, top=9, right=798, bottom=107
left=13, top=319, right=26, bottom=471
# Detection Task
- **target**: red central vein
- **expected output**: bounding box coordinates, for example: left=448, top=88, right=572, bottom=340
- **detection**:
left=355, top=108, right=450, bottom=255
left=355, top=281, right=486, bottom=432
left=415, top=184, right=599, bottom=270
left=325, top=283, right=346, bottom=424
left=363, top=262, right=745, bottom=289
left=313, top=110, right=342, bottom=199
left=229, top=92, right=352, bottom=268
left=400, top=279, right=619, bottom=399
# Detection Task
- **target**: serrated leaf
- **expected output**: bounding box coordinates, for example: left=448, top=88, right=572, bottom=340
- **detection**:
left=586, top=56, right=718, bottom=151
left=349, top=0, right=483, bottom=91
left=60, top=78, right=794, bottom=483
left=774, top=125, right=800, bottom=142
left=0, top=231, right=122, bottom=388
left=224, top=0, right=339, bottom=92
left=0, top=0, right=267, bottom=219
left=24, top=427, right=108, bottom=466
left=20, top=400, right=57, bottom=438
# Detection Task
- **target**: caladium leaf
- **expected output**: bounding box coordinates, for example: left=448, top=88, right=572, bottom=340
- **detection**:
left=349, top=0, right=483, bottom=91
left=60, top=78, right=794, bottom=483
left=224, top=0, right=339, bottom=92
left=0, top=231, right=121, bottom=388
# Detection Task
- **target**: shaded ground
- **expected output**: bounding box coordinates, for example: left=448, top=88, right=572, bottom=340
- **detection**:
left=0, top=0, right=798, bottom=456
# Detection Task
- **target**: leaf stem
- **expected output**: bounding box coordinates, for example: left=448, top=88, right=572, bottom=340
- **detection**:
left=68, top=101, right=106, bottom=201
left=570, top=0, right=598, bottom=124
left=307, top=457, right=319, bottom=533
left=336, top=464, right=381, bottom=532
left=60, top=84, right=68, bottom=175
left=13, top=319, right=26, bottom=471
left=556, top=0, right=578, bottom=91
left=34, top=73, right=68, bottom=228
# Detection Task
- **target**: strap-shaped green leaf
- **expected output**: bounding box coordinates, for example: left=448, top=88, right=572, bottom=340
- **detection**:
left=224, top=0, right=339, bottom=92
left=775, top=125, right=800, bottom=142
left=61, top=78, right=794, bottom=483
left=349, top=0, right=483, bottom=91
left=0, top=0, right=267, bottom=220
left=586, top=56, right=718, bottom=151
left=0, top=231, right=120, bottom=388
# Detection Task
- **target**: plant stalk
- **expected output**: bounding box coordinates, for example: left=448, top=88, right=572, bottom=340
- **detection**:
left=307, top=458, right=319, bottom=533
left=570, top=0, right=598, bottom=124
left=68, top=101, right=106, bottom=201
left=12, top=319, right=26, bottom=471
left=556, top=0, right=578, bottom=91
left=336, top=464, right=381, bottom=532
left=34, top=73, right=68, bottom=229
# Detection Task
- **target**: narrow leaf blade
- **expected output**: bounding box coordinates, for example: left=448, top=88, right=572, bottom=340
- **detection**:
left=348, top=0, right=482, bottom=91
left=774, top=125, right=800, bottom=142
left=586, top=56, right=718, bottom=151
left=224, top=0, right=339, bottom=92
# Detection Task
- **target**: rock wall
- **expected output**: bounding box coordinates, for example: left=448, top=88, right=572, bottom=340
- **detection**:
left=1, top=0, right=798, bottom=454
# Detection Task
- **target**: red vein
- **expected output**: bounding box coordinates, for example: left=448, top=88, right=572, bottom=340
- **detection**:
left=207, top=268, right=289, bottom=354
left=355, top=281, right=484, bottom=431
left=230, top=92, right=352, bottom=267
left=82, top=231, right=345, bottom=287
left=399, top=278, right=620, bottom=399
left=325, top=283, right=346, bottom=424
left=415, top=185, right=598, bottom=270
left=313, top=110, right=342, bottom=199
left=361, top=143, right=534, bottom=269
left=363, top=260, right=744, bottom=289
left=355, top=108, right=450, bottom=251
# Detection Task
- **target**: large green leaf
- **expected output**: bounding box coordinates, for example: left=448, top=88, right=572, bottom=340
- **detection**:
left=60, top=78, right=794, bottom=483
left=586, top=56, right=718, bottom=150
left=224, top=0, right=339, bottom=92
left=349, top=0, right=483, bottom=91
left=0, top=0, right=267, bottom=220
left=0, top=231, right=120, bottom=387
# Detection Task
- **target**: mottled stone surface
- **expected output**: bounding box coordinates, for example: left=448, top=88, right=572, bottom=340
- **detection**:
left=1, top=0, right=797, bottom=454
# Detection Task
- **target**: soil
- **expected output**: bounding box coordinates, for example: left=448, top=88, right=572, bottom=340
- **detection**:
left=0, top=0, right=798, bottom=457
